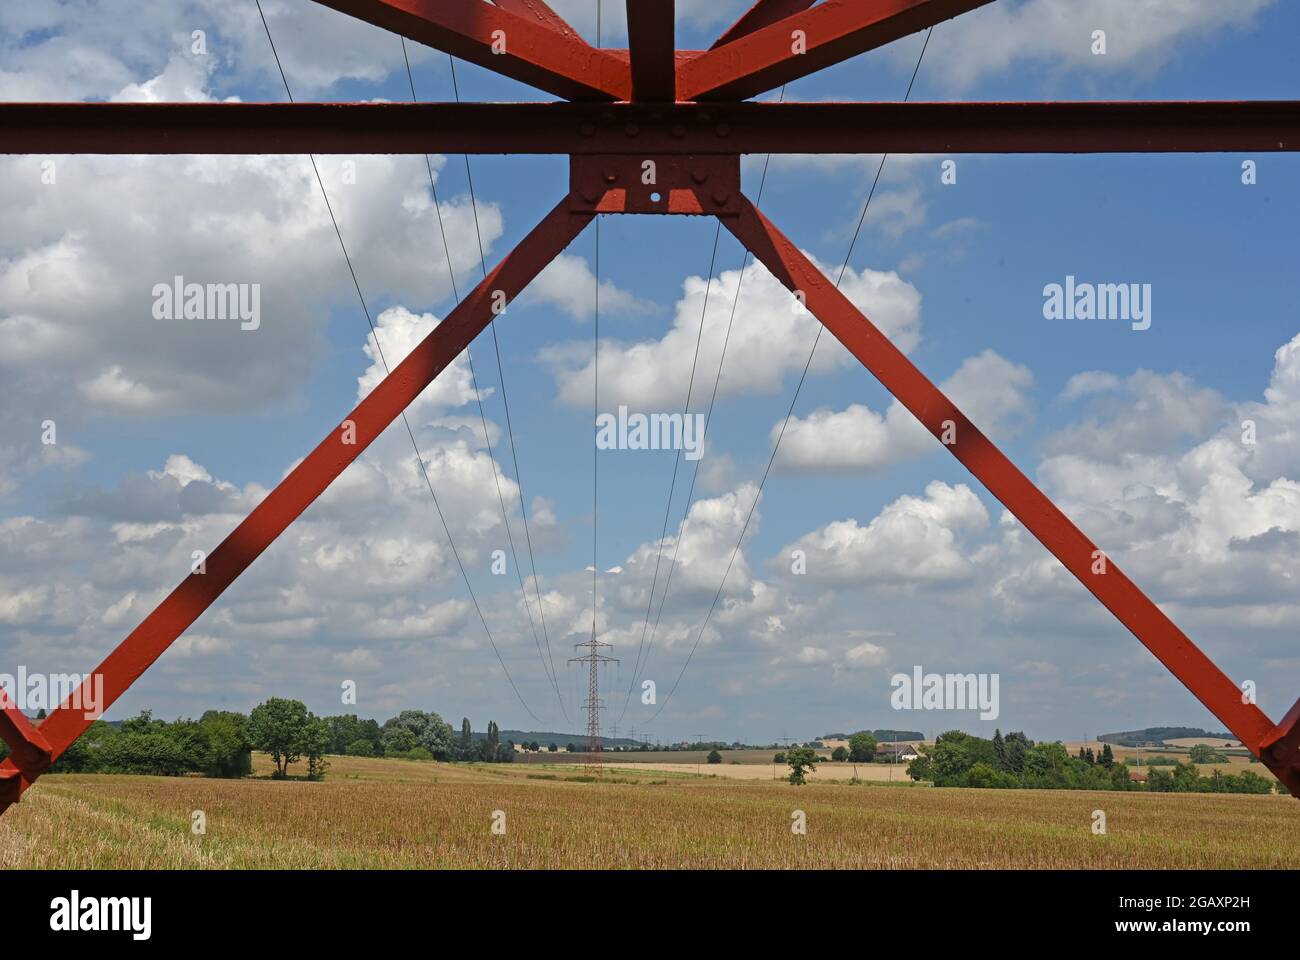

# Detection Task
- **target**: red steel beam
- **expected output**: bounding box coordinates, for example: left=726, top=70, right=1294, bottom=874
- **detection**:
left=626, top=0, right=677, bottom=101
left=492, top=0, right=580, bottom=39
left=1259, top=696, right=1300, bottom=792
left=0, top=196, right=593, bottom=813
left=711, top=0, right=817, bottom=49
left=680, top=0, right=995, bottom=101
left=312, top=0, right=630, bottom=100
left=570, top=152, right=742, bottom=215
left=4, top=100, right=1298, bottom=155
left=721, top=196, right=1299, bottom=795
left=0, top=687, right=52, bottom=779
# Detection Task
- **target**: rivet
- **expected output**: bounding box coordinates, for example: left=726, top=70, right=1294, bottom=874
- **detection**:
left=715, top=123, right=731, bottom=138
left=691, top=168, right=709, bottom=184
left=671, top=124, right=686, bottom=138
left=580, top=122, right=595, bottom=137
left=625, top=122, right=640, bottom=137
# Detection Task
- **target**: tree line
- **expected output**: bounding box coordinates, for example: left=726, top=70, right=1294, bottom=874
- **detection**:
left=905, top=729, right=1287, bottom=795
left=0, top=700, right=518, bottom=781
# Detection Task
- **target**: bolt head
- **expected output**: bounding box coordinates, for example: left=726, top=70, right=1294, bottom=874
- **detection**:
left=580, top=122, right=595, bottom=137
left=715, top=123, right=731, bottom=137
left=624, top=122, right=640, bottom=137
left=671, top=124, right=686, bottom=138
left=691, top=168, right=709, bottom=184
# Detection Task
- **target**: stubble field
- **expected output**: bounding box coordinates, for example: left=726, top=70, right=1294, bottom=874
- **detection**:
left=1, top=754, right=1295, bottom=869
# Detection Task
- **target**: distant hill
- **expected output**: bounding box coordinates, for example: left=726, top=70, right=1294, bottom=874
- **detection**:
left=821, top=730, right=925, bottom=742
left=1099, top=726, right=1234, bottom=747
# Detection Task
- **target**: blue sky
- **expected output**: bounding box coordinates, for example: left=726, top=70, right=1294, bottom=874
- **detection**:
left=1, top=0, right=1298, bottom=744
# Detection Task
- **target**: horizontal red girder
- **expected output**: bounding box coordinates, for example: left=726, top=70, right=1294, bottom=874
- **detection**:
left=313, top=0, right=629, bottom=100
left=0, top=196, right=592, bottom=808
left=3, top=100, right=1297, bottom=155
left=681, top=0, right=995, bottom=101
left=723, top=197, right=1297, bottom=794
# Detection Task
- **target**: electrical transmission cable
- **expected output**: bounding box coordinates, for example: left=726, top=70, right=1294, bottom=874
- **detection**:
left=648, top=29, right=936, bottom=723
left=405, top=39, right=568, bottom=721
left=255, top=0, right=542, bottom=723
left=624, top=86, right=788, bottom=723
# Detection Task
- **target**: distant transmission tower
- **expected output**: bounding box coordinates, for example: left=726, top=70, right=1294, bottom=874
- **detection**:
left=570, top=627, right=617, bottom=775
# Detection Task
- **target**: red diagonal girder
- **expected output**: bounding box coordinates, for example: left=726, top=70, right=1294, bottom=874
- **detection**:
left=492, top=0, right=578, bottom=38
left=680, top=0, right=995, bottom=101
left=0, top=196, right=593, bottom=814
left=721, top=197, right=1299, bottom=795
left=313, top=0, right=630, bottom=100
left=0, top=687, right=52, bottom=776
left=627, top=0, right=677, bottom=101
left=711, top=0, right=817, bottom=49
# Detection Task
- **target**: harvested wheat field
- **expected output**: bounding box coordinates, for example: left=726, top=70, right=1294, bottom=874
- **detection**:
left=2, top=754, right=1296, bottom=869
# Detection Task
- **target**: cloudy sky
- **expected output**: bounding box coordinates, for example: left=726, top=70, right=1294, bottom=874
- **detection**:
left=2, top=0, right=1298, bottom=744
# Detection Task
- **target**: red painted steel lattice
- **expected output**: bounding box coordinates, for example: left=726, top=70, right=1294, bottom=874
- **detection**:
left=2, top=0, right=1299, bottom=812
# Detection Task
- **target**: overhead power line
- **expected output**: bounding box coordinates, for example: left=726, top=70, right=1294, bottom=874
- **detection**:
left=255, top=0, right=542, bottom=723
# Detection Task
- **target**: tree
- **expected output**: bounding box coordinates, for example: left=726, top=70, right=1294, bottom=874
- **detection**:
left=196, top=710, right=253, bottom=778
left=478, top=720, right=501, bottom=761
left=773, top=752, right=786, bottom=763
left=1171, top=762, right=1202, bottom=792
left=786, top=745, right=818, bottom=785
left=1099, top=743, right=1115, bottom=769
left=121, top=709, right=166, bottom=736
left=51, top=719, right=117, bottom=774
left=1188, top=744, right=1219, bottom=764
left=382, top=726, right=419, bottom=755
left=458, top=717, right=473, bottom=760
left=993, top=729, right=1006, bottom=770
left=248, top=698, right=312, bottom=777
left=324, top=714, right=360, bottom=755
left=548, top=742, right=558, bottom=752
left=1004, top=731, right=1032, bottom=772
left=964, top=762, right=1018, bottom=788
left=848, top=731, right=877, bottom=763
left=346, top=738, right=375, bottom=757
left=1146, top=768, right=1174, bottom=792
left=382, top=709, right=455, bottom=760
left=831, top=746, right=848, bottom=762
left=98, top=731, right=190, bottom=776
left=303, top=715, right=331, bottom=780
left=707, top=749, right=722, bottom=765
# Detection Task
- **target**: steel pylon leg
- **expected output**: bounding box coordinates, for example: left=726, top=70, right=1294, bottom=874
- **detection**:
left=719, top=196, right=1300, bottom=795
left=0, top=196, right=594, bottom=814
